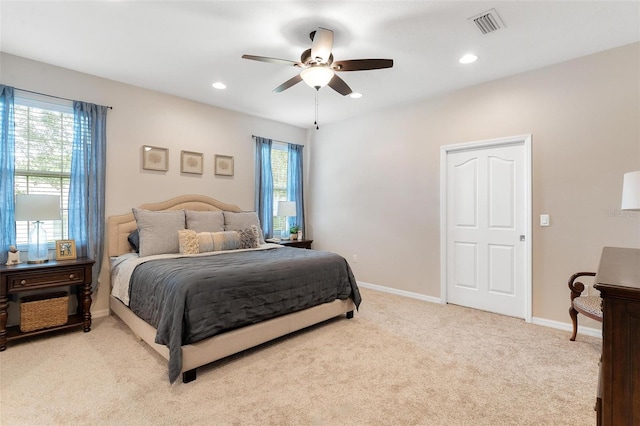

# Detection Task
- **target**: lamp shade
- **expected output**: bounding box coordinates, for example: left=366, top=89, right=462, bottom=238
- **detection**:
left=301, top=66, right=334, bottom=89
left=15, top=194, right=61, bottom=221
left=621, top=171, right=640, bottom=211
left=277, top=201, right=297, bottom=217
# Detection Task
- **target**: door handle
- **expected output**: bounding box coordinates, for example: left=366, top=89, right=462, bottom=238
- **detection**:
left=520, top=235, right=525, bottom=241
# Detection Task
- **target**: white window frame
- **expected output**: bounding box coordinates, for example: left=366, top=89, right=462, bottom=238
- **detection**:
left=271, top=142, right=289, bottom=234
left=14, top=91, right=74, bottom=248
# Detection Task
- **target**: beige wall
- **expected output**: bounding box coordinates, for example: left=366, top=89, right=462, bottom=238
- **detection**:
left=308, top=42, right=640, bottom=327
left=1, top=53, right=307, bottom=316
left=2, top=42, right=638, bottom=329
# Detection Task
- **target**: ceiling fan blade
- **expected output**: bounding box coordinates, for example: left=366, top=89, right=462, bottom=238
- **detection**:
left=327, top=74, right=352, bottom=96
left=242, top=54, right=301, bottom=67
left=273, top=74, right=303, bottom=93
left=332, top=59, right=394, bottom=71
left=311, top=27, right=334, bottom=64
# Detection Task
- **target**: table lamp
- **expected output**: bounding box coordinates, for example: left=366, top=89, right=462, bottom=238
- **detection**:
left=621, top=171, right=640, bottom=211
left=15, top=194, right=61, bottom=263
left=277, top=201, right=297, bottom=240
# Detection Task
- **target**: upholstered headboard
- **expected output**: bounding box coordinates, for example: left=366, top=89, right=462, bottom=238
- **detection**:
left=107, top=194, right=242, bottom=257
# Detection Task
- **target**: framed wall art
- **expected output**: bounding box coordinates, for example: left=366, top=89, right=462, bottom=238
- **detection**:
left=215, top=155, right=234, bottom=176
left=180, top=150, right=204, bottom=174
left=55, top=239, right=77, bottom=260
left=142, top=145, right=168, bottom=171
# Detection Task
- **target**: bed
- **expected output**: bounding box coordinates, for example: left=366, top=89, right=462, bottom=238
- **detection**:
left=108, top=194, right=360, bottom=384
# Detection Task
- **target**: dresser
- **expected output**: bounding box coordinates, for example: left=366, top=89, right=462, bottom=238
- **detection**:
left=0, top=257, right=94, bottom=350
left=593, top=247, right=640, bottom=426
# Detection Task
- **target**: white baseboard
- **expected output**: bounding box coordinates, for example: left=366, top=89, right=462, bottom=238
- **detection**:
left=531, top=316, right=602, bottom=339
left=92, top=309, right=110, bottom=319
left=357, top=281, right=441, bottom=304
left=358, top=281, right=602, bottom=339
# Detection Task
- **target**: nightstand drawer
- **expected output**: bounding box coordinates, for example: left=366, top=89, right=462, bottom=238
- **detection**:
left=8, top=268, right=85, bottom=291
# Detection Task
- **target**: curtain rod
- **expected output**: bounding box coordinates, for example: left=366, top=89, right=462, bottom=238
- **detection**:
left=16, top=88, right=113, bottom=110
left=251, top=134, right=304, bottom=146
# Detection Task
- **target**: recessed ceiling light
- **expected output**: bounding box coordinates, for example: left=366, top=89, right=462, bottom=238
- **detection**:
left=350, top=92, right=363, bottom=99
left=212, top=82, right=227, bottom=90
left=459, top=54, right=478, bottom=64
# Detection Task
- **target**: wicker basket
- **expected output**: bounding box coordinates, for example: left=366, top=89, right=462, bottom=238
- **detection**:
left=20, top=291, right=69, bottom=332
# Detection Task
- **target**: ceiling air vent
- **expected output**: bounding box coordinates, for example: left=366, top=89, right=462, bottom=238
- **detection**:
left=469, top=9, right=505, bottom=34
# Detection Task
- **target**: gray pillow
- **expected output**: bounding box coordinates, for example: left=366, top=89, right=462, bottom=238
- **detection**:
left=185, top=210, right=224, bottom=233
left=132, top=208, right=186, bottom=257
left=223, top=211, right=265, bottom=244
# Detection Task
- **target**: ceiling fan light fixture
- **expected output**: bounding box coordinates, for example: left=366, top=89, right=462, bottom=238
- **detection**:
left=301, top=66, right=334, bottom=89
left=212, top=82, right=227, bottom=90
left=350, top=92, right=363, bottom=99
left=459, top=54, right=478, bottom=64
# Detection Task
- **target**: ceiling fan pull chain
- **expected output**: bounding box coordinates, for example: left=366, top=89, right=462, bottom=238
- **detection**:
left=315, top=89, right=319, bottom=130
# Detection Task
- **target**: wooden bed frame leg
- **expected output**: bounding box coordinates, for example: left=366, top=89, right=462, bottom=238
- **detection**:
left=183, top=369, right=197, bottom=383
left=346, top=311, right=354, bottom=319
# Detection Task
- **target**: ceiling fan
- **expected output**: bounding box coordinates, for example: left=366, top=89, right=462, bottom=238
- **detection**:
left=242, top=27, right=393, bottom=96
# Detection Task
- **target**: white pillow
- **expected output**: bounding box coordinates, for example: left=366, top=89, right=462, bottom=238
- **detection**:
left=133, top=208, right=185, bottom=257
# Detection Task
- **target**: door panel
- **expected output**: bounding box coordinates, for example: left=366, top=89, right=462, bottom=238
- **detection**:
left=453, top=158, right=478, bottom=227
left=488, top=156, right=515, bottom=229
left=488, top=244, right=515, bottom=295
left=446, top=142, right=526, bottom=318
left=454, top=242, right=478, bottom=289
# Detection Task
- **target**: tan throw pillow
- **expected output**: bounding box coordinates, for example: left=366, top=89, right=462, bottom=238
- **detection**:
left=178, top=229, right=199, bottom=254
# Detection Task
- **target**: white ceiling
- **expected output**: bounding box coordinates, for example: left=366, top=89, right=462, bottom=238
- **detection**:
left=1, top=1, right=639, bottom=129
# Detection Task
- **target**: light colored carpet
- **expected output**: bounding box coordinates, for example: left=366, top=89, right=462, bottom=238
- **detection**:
left=0, top=287, right=601, bottom=425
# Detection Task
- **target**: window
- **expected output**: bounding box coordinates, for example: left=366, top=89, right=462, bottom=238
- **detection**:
left=14, top=92, right=73, bottom=246
left=255, top=136, right=304, bottom=241
left=271, top=142, right=288, bottom=234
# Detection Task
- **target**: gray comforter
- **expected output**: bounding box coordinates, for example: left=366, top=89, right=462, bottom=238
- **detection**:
left=128, top=247, right=361, bottom=383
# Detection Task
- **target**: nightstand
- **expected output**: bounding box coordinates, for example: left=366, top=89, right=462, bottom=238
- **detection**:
left=278, top=239, right=313, bottom=249
left=0, top=257, right=94, bottom=350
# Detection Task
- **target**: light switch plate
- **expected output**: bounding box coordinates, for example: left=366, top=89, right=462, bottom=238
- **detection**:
left=540, top=214, right=550, bottom=226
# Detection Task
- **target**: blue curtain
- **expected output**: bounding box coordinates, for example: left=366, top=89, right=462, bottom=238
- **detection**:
left=69, top=101, right=107, bottom=289
left=0, top=85, right=15, bottom=265
left=287, top=143, right=305, bottom=235
left=254, top=136, right=273, bottom=239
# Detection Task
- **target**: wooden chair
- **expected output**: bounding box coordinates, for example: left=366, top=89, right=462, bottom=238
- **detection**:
left=568, top=272, right=603, bottom=341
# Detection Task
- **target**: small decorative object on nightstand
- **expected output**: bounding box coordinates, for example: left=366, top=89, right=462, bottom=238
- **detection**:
left=5, top=246, right=20, bottom=266
left=289, top=225, right=300, bottom=241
